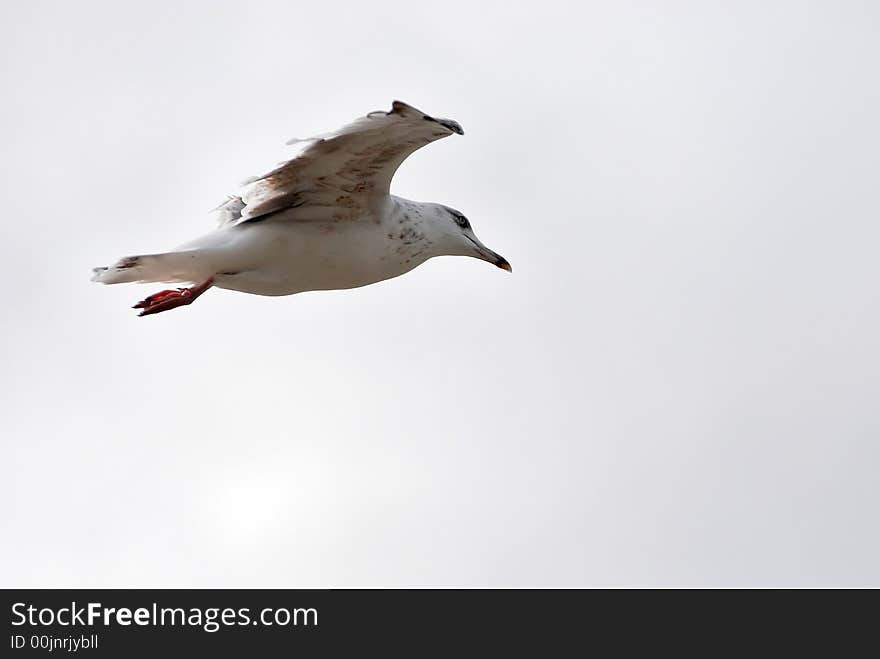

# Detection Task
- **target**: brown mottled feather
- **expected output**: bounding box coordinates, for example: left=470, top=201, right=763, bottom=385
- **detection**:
left=219, top=101, right=463, bottom=226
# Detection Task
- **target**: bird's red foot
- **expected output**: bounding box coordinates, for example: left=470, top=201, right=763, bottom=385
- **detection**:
left=133, top=278, right=214, bottom=317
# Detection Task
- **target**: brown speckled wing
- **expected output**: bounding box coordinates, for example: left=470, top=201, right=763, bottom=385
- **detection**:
left=220, top=101, right=463, bottom=226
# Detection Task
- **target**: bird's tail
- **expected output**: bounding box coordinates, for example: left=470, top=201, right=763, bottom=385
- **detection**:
left=91, top=252, right=207, bottom=285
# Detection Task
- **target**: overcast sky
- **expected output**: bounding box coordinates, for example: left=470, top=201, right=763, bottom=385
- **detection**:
left=2, top=1, right=878, bottom=586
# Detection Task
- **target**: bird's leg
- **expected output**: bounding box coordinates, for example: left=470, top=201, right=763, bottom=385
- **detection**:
left=133, top=278, right=214, bottom=317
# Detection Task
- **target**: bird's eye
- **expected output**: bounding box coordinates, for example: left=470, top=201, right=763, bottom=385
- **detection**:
left=454, top=214, right=470, bottom=229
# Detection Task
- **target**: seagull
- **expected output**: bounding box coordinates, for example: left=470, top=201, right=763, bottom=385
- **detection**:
left=91, top=100, right=511, bottom=316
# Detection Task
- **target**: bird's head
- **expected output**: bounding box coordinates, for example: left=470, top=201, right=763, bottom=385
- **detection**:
left=430, top=204, right=511, bottom=272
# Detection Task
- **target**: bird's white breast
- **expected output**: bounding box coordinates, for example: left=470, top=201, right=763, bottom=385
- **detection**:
left=202, top=198, right=434, bottom=296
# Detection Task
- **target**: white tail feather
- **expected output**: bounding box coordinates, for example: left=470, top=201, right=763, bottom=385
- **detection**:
left=91, top=253, right=205, bottom=285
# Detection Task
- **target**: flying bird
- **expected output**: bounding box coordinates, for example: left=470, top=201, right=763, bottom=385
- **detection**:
left=91, top=100, right=511, bottom=316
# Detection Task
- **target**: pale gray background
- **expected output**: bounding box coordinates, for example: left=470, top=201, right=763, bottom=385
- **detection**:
left=2, top=1, right=878, bottom=586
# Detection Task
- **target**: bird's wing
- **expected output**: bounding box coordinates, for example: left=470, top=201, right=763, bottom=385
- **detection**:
left=216, top=101, right=463, bottom=226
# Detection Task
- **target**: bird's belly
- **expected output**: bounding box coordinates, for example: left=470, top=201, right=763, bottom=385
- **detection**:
left=212, top=222, right=419, bottom=296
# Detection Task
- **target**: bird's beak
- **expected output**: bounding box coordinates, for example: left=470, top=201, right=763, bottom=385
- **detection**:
left=466, top=236, right=512, bottom=272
